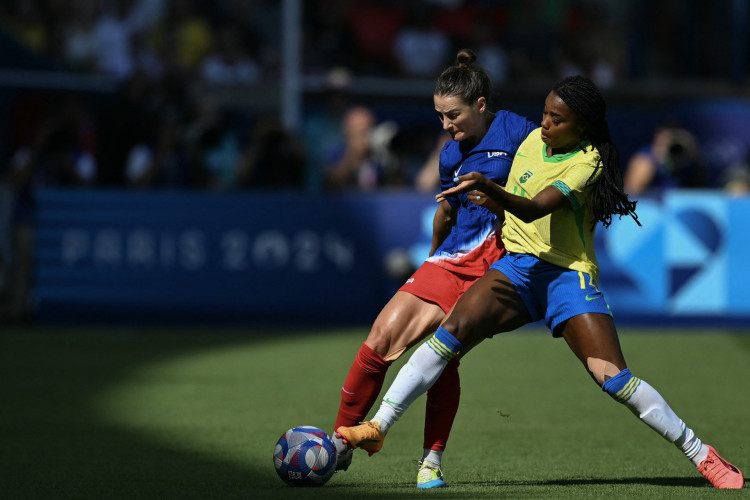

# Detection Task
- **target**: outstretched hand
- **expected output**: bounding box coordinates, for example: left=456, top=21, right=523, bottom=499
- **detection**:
left=435, top=172, right=489, bottom=203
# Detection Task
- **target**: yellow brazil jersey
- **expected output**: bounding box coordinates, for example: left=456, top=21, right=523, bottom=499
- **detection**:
left=502, top=127, right=603, bottom=283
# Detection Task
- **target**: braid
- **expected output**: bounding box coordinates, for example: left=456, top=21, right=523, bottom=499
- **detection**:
left=553, top=76, right=640, bottom=228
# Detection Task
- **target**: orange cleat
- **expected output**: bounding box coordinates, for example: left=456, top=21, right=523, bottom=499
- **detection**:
left=697, top=445, right=744, bottom=489
left=336, top=421, right=385, bottom=456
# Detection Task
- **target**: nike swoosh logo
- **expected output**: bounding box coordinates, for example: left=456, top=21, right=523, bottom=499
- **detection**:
left=585, top=294, right=601, bottom=301
left=385, top=398, right=406, bottom=406
left=516, top=153, right=528, bottom=158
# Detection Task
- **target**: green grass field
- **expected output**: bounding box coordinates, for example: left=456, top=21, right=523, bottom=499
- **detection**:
left=1, top=324, right=748, bottom=499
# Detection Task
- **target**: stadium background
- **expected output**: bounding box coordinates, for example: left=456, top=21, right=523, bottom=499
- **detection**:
left=0, top=0, right=749, bottom=325
left=1, top=2, right=749, bottom=499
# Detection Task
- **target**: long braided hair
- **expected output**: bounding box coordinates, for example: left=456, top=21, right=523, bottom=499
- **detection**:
left=553, top=76, right=640, bottom=228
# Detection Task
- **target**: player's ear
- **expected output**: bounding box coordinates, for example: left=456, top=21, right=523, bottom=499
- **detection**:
left=476, top=96, right=487, bottom=114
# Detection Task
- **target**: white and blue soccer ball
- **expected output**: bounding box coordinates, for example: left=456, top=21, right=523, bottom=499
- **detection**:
left=273, top=426, right=337, bottom=486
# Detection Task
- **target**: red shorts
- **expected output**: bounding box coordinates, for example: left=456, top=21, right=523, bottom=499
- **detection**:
left=427, top=232, right=506, bottom=276
left=397, top=261, right=488, bottom=314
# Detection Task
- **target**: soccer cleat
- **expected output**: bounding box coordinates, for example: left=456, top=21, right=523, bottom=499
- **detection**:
left=336, top=421, right=384, bottom=456
left=697, top=445, right=744, bottom=489
left=417, top=461, right=446, bottom=488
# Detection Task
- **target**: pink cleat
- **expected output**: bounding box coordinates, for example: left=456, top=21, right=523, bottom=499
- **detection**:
left=697, top=445, right=744, bottom=489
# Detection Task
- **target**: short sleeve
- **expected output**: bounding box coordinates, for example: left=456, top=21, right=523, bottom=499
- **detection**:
left=552, top=163, right=601, bottom=210
left=438, top=144, right=461, bottom=208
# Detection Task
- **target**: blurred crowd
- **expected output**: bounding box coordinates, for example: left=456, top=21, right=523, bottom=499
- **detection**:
left=1, top=0, right=749, bottom=323
left=0, top=0, right=746, bottom=195
left=1, top=0, right=741, bottom=86
left=0, top=0, right=639, bottom=86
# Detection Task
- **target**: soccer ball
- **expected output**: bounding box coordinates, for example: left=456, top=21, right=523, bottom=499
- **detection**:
left=273, top=426, right=337, bottom=486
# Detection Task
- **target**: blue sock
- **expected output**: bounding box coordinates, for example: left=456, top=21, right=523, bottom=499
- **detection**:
left=428, top=326, right=463, bottom=360
left=602, top=368, right=641, bottom=403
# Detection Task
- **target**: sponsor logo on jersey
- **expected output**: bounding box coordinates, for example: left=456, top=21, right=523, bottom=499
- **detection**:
left=487, top=151, right=508, bottom=158
left=453, top=165, right=463, bottom=179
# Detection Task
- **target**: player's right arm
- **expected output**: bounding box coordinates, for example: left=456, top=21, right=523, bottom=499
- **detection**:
left=438, top=172, right=567, bottom=223
left=429, top=200, right=457, bottom=256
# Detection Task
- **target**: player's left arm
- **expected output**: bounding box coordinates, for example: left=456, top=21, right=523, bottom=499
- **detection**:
left=437, top=172, right=568, bottom=223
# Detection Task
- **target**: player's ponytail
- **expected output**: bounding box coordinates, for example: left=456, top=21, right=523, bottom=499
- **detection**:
left=553, top=76, right=640, bottom=228
left=434, top=48, right=492, bottom=107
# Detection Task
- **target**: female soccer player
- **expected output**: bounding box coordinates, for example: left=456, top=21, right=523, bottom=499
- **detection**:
left=331, top=49, right=536, bottom=488
left=338, top=75, right=744, bottom=490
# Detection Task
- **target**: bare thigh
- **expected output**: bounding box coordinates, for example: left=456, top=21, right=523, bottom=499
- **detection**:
left=441, top=269, right=532, bottom=356
left=559, top=313, right=627, bottom=385
left=364, top=291, right=446, bottom=361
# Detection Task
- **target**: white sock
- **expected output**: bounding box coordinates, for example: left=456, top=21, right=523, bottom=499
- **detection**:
left=421, top=449, right=443, bottom=468
left=372, top=339, right=452, bottom=434
left=623, top=378, right=708, bottom=466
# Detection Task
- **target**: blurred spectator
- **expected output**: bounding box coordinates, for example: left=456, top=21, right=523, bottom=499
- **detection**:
left=5, top=93, right=97, bottom=321
left=60, top=1, right=98, bottom=73
left=96, top=70, right=156, bottom=186
left=124, top=111, right=189, bottom=188
left=324, top=105, right=396, bottom=191
left=199, top=21, right=261, bottom=85
left=432, top=1, right=480, bottom=45
left=91, top=0, right=137, bottom=79
left=392, top=5, right=452, bottom=78
left=561, top=2, right=626, bottom=88
left=346, top=1, right=405, bottom=76
left=10, top=93, right=98, bottom=192
left=472, top=15, right=510, bottom=85
left=237, top=115, right=305, bottom=189
left=184, top=97, right=242, bottom=190
left=301, top=67, right=354, bottom=192
left=719, top=148, right=750, bottom=197
left=302, top=0, right=359, bottom=72
left=151, top=0, right=215, bottom=75
left=128, top=0, right=167, bottom=33
left=624, top=125, right=707, bottom=195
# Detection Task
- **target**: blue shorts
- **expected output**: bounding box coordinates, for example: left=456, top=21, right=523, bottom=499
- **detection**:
left=489, top=253, right=612, bottom=337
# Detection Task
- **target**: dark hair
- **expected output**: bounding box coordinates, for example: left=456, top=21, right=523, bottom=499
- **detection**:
left=553, top=75, right=640, bottom=228
left=434, top=49, right=491, bottom=107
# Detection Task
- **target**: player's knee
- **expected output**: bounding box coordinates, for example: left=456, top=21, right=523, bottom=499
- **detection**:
left=439, top=316, right=476, bottom=345
left=364, top=322, right=394, bottom=357
left=367, top=323, right=418, bottom=362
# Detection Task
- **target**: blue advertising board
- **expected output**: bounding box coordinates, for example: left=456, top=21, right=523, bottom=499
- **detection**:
left=33, top=188, right=750, bottom=326
left=596, top=190, right=750, bottom=324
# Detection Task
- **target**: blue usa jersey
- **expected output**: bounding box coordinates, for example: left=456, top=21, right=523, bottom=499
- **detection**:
left=427, top=110, right=537, bottom=275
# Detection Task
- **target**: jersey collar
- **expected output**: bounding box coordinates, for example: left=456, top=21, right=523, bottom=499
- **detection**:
left=542, top=138, right=592, bottom=163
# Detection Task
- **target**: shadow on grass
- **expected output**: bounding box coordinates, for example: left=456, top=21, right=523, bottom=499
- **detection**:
left=465, top=476, right=711, bottom=488
left=0, top=325, right=369, bottom=499
left=3, top=326, right=744, bottom=499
